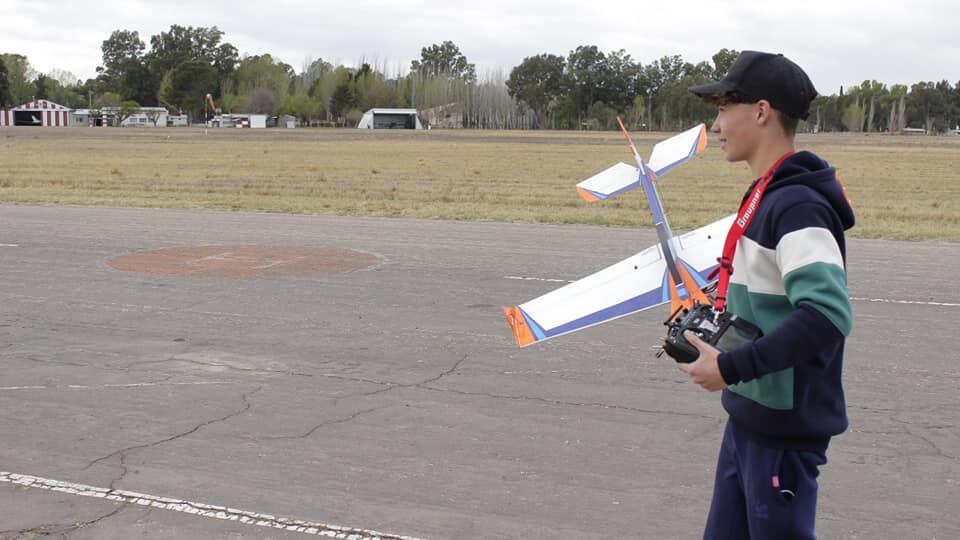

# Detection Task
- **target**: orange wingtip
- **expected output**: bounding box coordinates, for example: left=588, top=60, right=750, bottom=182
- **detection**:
left=503, top=306, right=536, bottom=347
left=576, top=187, right=600, bottom=202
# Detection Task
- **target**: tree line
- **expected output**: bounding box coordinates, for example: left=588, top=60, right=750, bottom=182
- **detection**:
left=1, top=27, right=959, bottom=133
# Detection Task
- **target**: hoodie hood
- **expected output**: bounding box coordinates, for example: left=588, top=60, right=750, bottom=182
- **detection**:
left=766, top=150, right=855, bottom=231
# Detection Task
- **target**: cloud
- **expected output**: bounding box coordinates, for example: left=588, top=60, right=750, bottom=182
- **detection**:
left=2, top=0, right=957, bottom=93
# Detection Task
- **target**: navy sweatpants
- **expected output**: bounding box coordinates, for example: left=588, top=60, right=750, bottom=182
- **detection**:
left=703, top=420, right=828, bottom=540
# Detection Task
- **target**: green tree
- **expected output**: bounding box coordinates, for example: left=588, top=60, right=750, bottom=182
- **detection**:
left=625, top=95, right=647, bottom=130
left=328, top=83, right=357, bottom=123
left=224, top=54, right=293, bottom=114
left=303, top=58, right=333, bottom=93
left=146, top=25, right=238, bottom=101
left=811, top=95, right=843, bottom=132
left=99, top=30, right=144, bottom=77
left=638, top=55, right=688, bottom=130
left=352, top=63, right=402, bottom=111
left=245, top=87, right=277, bottom=114
left=95, top=91, right=121, bottom=109
left=907, top=81, right=951, bottom=133
left=584, top=100, right=618, bottom=130
left=0, top=53, right=36, bottom=105
left=99, top=29, right=151, bottom=105
left=953, top=81, right=960, bottom=129
left=34, top=74, right=50, bottom=99
left=564, top=45, right=608, bottom=125
left=158, top=59, right=218, bottom=119
left=116, top=100, right=141, bottom=125
left=144, top=108, right=163, bottom=126
left=97, top=30, right=153, bottom=103
left=38, top=70, right=87, bottom=109
left=280, top=93, right=320, bottom=124
left=506, top=53, right=566, bottom=129
left=841, top=96, right=867, bottom=132
left=410, top=41, right=476, bottom=82
left=0, top=57, right=12, bottom=107
left=711, top=48, right=740, bottom=78
left=660, top=63, right=719, bottom=130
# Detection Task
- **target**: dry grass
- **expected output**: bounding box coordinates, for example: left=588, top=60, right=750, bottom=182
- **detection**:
left=1, top=127, right=958, bottom=240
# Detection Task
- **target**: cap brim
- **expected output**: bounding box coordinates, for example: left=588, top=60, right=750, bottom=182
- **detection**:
left=688, top=80, right=736, bottom=97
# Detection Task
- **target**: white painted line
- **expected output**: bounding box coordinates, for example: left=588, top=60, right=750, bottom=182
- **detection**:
left=850, top=296, right=960, bottom=307
left=503, top=275, right=573, bottom=284
left=0, top=243, right=19, bottom=247
left=504, top=276, right=960, bottom=308
left=0, top=471, right=426, bottom=540
left=0, top=381, right=236, bottom=391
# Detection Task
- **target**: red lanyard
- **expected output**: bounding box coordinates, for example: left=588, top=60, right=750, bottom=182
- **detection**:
left=713, top=151, right=795, bottom=312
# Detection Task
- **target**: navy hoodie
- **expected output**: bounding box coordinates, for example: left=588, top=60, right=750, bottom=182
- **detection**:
left=716, top=150, right=855, bottom=451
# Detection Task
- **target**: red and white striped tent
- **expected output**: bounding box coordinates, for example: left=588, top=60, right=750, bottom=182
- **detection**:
left=0, top=99, right=73, bottom=127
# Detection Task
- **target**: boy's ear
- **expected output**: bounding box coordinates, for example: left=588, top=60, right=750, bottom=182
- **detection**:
left=755, top=100, right=774, bottom=126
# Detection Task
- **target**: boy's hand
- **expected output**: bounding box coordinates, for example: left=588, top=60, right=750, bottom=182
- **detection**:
left=678, top=330, right=727, bottom=391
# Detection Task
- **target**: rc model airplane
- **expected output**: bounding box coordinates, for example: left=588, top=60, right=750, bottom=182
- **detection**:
left=503, top=118, right=736, bottom=347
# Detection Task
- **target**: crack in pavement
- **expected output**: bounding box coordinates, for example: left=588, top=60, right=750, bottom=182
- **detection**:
left=261, top=405, right=393, bottom=441
left=893, top=416, right=958, bottom=462
left=416, top=353, right=469, bottom=386
left=319, top=353, right=469, bottom=393
left=0, top=503, right=127, bottom=539
left=17, top=354, right=90, bottom=369
left=311, top=353, right=713, bottom=420
left=83, top=386, right=263, bottom=484
left=260, top=354, right=470, bottom=440
left=416, top=383, right=719, bottom=421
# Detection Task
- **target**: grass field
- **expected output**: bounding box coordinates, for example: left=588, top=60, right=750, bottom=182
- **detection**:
left=1, top=127, right=958, bottom=240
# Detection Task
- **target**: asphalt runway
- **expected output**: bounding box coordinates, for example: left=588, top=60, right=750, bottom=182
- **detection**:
left=1, top=204, right=957, bottom=539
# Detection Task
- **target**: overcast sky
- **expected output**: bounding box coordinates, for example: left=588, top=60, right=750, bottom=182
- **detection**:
left=2, top=0, right=957, bottom=95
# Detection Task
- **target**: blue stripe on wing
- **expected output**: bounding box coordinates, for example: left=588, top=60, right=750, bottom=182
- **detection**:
left=537, top=284, right=666, bottom=339
left=583, top=180, right=642, bottom=200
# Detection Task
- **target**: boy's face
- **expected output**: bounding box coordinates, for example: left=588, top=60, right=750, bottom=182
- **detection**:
left=710, top=102, right=762, bottom=163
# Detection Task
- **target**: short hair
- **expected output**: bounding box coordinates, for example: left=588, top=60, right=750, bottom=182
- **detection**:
left=705, top=91, right=798, bottom=136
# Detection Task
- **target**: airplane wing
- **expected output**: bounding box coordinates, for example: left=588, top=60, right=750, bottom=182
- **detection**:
left=503, top=214, right=734, bottom=347
left=575, top=124, right=707, bottom=201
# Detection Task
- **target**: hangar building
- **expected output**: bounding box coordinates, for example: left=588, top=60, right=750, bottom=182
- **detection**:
left=357, top=108, right=423, bottom=129
left=0, top=99, right=72, bottom=127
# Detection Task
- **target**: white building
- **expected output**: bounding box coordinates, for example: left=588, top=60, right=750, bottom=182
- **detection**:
left=211, top=113, right=268, bottom=128
left=72, top=107, right=169, bottom=127
left=112, top=107, right=169, bottom=127
left=357, top=108, right=423, bottom=129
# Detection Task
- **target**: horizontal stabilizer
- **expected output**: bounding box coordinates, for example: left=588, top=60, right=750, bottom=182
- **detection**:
left=575, top=124, right=707, bottom=202
left=576, top=162, right=640, bottom=201
left=647, top=123, right=708, bottom=178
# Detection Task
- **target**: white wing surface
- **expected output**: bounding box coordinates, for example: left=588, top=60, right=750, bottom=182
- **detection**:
left=504, top=214, right=734, bottom=347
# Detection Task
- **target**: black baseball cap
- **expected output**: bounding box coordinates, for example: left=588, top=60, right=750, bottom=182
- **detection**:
left=688, top=51, right=817, bottom=120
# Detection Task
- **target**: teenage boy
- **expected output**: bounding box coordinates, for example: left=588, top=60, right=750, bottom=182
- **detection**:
left=680, top=51, right=855, bottom=539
